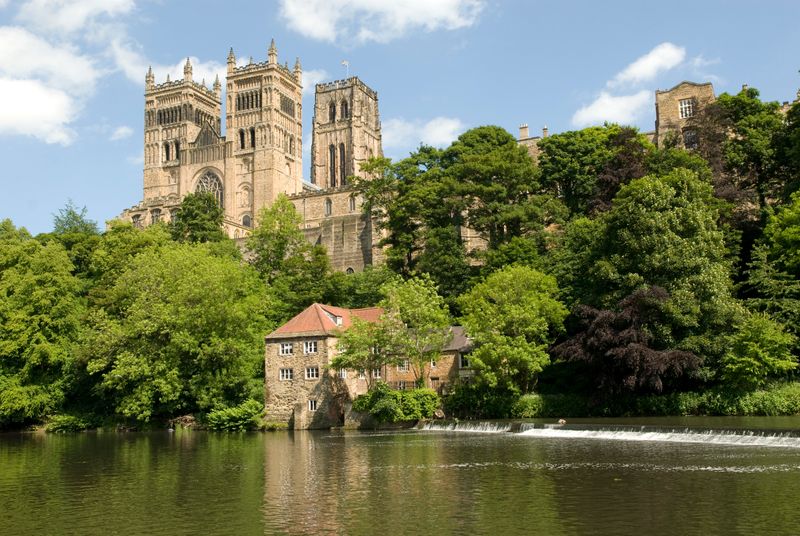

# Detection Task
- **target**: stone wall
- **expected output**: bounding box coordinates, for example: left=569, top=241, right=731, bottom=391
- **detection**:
left=654, top=81, right=715, bottom=148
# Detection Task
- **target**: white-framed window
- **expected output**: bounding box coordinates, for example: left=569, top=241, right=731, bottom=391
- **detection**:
left=358, top=369, right=366, bottom=380
left=304, top=341, right=317, bottom=354
left=459, top=354, right=470, bottom=369
left=279, top=368, right=293, bottom=381
left=305, top=367, right=320, bottom=380
left=430, top=359, right=437, bottom=369
left=679, top=98, right=694, bottom=119
left=372, top=368, right=381, bottom=379
left=397, top=360, right=410, bottom=373
left=682, top=129, right=698, bottom=149
left=338, top=369, right=347, bottom=379
left=279, top=343, right=293, bottom=356
left=308, top=399, right=317, bottom=411
left=398, top=380, right=407, bottom=390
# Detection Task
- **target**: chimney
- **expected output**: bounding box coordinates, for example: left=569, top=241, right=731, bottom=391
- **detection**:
left=542, top=125, right=549, bottom=138
left=518, top=123, right=529, bottom=139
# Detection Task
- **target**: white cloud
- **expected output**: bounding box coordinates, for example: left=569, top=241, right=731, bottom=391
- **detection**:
left=110, top=125, right=133, bottom=141
left=0, top=78, right=77, bottom=145
left=0, top=0, right=10, bottom=9
left=609, top=42, right=686, bottom=88
left=0, top=27, right=99, bottom=96
left=16, top=0, right=135, bottom=36
left=279, top=0, right=484, bottom=45
left=571, top=90, right=651, bottom=127
left=383, top=117, right=465, bottom=150
left=302, top=69, right=328, bottom=95
left=110, top=39, right=225, bottom=89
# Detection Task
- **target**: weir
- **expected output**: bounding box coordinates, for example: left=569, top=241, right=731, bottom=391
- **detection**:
left=419, top=421, right=800, bottom=448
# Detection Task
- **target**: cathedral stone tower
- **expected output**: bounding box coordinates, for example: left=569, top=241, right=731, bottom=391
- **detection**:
left=226, top=40, right=304, bottom=219
left=310, top=77, right=383, bottom=188
left=142, top=59, right=222, bottom=223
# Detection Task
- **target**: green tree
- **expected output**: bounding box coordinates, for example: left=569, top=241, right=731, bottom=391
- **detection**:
left=379, top=276, right=452, bottom=386
left=720, top=312, right=797, bottom=390
left=445, top=126, right=551, bottom=247
left=81, top=243, right=270, bottom=421
left=246, top=194, right=331, bottom=321
left=169, top=192, right=226, bottom=243
left=323, top=265, right=400, bottom=309
left=459, top=265, right=568, bottom=394
left=330, top=317, right=402, bottom=390
left=40, top=200, right=102, bottom=283
left=0, top=220, right=85, bottom=426
left=595, top=169, right=738, bottom=364
left=538, top=125, right=651, bottom=216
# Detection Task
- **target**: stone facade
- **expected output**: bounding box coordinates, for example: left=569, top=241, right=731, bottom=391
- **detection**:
left=654, top=81, right=716, bottom=149
left=121, top=42, right=384, bottom=268
left=310, top=78, right=383, bottom=188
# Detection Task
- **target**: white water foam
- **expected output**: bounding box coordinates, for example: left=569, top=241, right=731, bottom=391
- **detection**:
left=420, top=421, right=800, bottom=448
left=521, top=427, right=800, bottom=448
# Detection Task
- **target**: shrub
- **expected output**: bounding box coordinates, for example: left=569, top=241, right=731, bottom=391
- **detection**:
left=45, top=414, right=93, bottom=433
left=205, top=399, right=263, bottom=431
left=512, top=394, right=544, bottom=418
left=352, top=383, right=441, bottom=423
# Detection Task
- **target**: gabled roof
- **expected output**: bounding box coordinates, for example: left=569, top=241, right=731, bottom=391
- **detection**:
left=265, top=303, right=383, bottom=340
left=442, top=326, right=473, bottom=353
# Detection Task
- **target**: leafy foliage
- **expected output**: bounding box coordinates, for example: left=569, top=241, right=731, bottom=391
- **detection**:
left=205, top=399, right=264, bottom=431
left=352, top=382, right=439, bottom=423
left=720, top=313, right=797, bottom=390
left=459, top=265, right=568, bottom=394
left=552, top=287, right=700, bottom=396
left=0, top=221, right=84, bottom=425
left=81, top=243, right=270, bottom=421
left=169, top=192, right=226, bottom=243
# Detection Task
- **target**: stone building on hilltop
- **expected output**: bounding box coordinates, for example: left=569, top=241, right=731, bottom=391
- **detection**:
left=121, top=41, right=384, bottom=272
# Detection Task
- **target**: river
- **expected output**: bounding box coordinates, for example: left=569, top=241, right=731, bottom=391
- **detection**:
left=2, top=417, right=800, bottom=535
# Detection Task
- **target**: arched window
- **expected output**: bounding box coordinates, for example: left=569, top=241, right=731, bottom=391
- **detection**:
left=242, top=214, right=252, bottom=228
left=289, top=136, right=294, bottom=155
left=196, top=170, right=224, bottom=208
left=131, top=214, right=142, bottom=228
left=341, top=100, right=349, bottom=119
left=250, top=127, right=256, bottom=148
left=239, top=130, right=245, bottom=149
left=329, top=144, right=336, bottom=188
left=150, top=208, right=161, bottom=225
left=349, top=196, right=356, bottom=212
left=325, top=198, right=332, bottom=216
left=329, top=102, right=336, bottom=122
left=339, top=143, right=346, bottom=186
left=170, top=208, right=179, bottom=222
left=164, top=143, right=170, bottom=161
left=174, top=141, right=180, bottom=160
left=346, top=267, right=355, bottom=274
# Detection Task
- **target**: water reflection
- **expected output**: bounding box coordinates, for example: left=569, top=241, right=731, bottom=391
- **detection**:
left=2, top=423, right=800, bottom=535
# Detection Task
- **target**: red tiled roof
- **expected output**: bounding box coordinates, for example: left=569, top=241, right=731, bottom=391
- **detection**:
left=265, top=303, right=383, bottom=339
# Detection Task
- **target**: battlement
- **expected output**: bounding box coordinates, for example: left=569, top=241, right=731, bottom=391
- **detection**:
left=148, top=78, right=219, bottom=100
left=232, top=60, right=295, bottom=79
left=288, top=184, right=357, bottom=200
left=316, top=77, right=378, bottom=99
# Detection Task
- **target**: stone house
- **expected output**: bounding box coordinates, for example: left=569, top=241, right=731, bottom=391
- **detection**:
left=264, top=303, right=473, bottom=429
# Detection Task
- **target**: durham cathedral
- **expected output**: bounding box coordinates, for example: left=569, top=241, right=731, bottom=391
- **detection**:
left=121, top=40, right=385, bottom=272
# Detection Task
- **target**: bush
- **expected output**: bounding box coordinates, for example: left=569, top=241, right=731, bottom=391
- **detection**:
left=205, top=399, right=263, bottom=431
left=352, top=383, right=441, bottom=423
left=45, top=414, right=94, bottom=433
left=512, top=394, right=544, bottom=418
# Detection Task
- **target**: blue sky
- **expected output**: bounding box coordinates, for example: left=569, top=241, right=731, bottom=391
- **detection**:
left=1, top=0, right=799, bottom=234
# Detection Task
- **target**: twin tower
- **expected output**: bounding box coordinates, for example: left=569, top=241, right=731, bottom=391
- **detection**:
left=123, top=40, right=384, bottom=271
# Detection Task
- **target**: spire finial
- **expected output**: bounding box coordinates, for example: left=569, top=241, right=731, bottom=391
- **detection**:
left=268, top=38, right=277, bottom=65
left=293, top=56, right=302, bottom=81
left=184, top=57, right=193, bottom=82
left=166, top=73, right=171, bottom=82
left=227, top=47, right=236, bottom=73
left=145, top=65, right=155, bottom=89
left=213, top=74, right=221, bottom=95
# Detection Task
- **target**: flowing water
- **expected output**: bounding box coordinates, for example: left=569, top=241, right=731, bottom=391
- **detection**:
left=2, top=417, right=800, bottom=535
